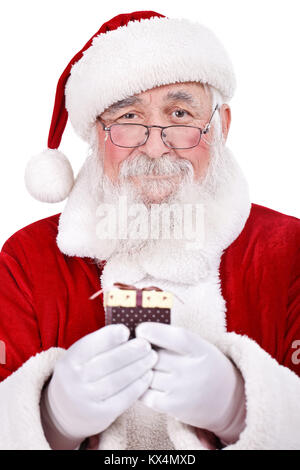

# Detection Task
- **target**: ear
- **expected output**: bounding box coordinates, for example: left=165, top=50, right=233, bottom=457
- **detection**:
left=220, top=104, right=231, bottom=142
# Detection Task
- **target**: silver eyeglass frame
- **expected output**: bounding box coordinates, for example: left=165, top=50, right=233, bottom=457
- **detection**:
left=97, top=104, right=219, bottom=149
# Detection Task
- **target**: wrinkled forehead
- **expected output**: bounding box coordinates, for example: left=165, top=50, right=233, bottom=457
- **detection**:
left=101, top=82, right=211, bottom=118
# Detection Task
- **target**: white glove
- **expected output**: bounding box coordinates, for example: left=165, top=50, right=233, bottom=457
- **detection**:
left=136, top=322, right=246, bottom=445
left=45, top=324, right=158, bottom=445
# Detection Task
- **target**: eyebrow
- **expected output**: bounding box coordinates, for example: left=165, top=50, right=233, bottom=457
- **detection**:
left=102, top=96, right=143, bottom=117
left=164, top=90, right=202, bottom=110
left=102, top=89, right=202, bottom=117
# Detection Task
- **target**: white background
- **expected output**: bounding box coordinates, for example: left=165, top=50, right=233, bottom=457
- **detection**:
left=0, top=0, right=299, bottom=248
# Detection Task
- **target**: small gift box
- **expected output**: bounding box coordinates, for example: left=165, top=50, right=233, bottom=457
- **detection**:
left=103, top=282, right=172, bottom=339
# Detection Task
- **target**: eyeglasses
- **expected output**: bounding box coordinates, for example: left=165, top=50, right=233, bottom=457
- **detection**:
left=97, top=104, right=219, bottom=149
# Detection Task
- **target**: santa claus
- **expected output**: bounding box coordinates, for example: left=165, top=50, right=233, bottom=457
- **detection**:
left=0, top=11, right=299, bottom=450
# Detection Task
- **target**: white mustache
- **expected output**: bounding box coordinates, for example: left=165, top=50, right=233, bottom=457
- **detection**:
left=118, top=154, right=194, bottom=179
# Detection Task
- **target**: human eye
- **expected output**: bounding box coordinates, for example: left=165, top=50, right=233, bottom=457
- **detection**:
left=118, top=112, right=138, bottom=120
left=171, top=109, right=191, bottom=119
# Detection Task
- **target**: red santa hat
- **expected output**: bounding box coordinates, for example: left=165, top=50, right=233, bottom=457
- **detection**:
left=24, top=10, right=236, bottom=203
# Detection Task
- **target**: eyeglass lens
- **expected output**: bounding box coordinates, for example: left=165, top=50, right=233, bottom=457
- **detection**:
left=110, top=124, right=201, bottom=149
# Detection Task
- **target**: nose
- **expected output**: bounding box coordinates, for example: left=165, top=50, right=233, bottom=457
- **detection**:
left=140, top=126, right=170, bottom=158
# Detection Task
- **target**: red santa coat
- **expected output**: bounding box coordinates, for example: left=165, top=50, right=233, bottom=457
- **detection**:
left=0, top=202, right=299, bottom=450
left=0, top=201, right=299, bottom=379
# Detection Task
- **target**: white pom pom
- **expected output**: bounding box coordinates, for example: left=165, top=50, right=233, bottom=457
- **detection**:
left=24, top=149, right=74, bottom=203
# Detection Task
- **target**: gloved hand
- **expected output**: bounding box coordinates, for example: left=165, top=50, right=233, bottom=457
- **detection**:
left=136, top=322, right=246, bottom=445
left=45, top=324, right=158, bottom=444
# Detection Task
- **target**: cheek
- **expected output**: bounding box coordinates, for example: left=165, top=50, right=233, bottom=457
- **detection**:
left=102, top=140, right=131, bottom=179
left=178, top=142, right=211, bottom=178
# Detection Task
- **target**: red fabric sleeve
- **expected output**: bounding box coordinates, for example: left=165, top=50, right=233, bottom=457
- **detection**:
left=0, top=243, right=42, bottom=382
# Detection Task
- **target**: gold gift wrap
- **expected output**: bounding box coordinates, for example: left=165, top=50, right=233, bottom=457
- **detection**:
left=104, top=285, right=173, bottom=309
left=104, top=289, right=137, bottom=307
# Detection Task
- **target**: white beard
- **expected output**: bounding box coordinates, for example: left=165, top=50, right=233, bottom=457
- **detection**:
left=91, top=138, right=242, bottom=260
left=98, top=156, right=197, bottom=256
left=57, top=137, right=251, bottom=286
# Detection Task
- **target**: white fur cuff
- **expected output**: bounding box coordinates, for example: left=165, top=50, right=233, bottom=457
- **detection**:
left=0, top=348, right=66, bottom=450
